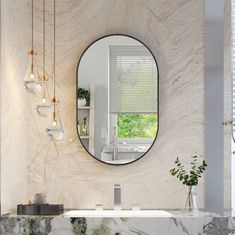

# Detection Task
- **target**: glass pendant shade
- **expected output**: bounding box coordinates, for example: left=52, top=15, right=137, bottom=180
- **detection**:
left=24, top=52, right=42, bottom=94
left=36, top=102, right=51, bottom=118
left=46, top=101, right=64, bottom=141
left=46, top=0, right=64, bottom=142
left=36, top=79, right=51, bottom=117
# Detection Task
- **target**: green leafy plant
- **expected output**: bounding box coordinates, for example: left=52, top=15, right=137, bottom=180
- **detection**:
left=169, top=156, right=207, bottom=186
left=78, top=88, right=89, bottom=101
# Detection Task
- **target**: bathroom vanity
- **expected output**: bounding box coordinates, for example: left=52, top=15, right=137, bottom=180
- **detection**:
left=1, top=210, right=234, bottom=235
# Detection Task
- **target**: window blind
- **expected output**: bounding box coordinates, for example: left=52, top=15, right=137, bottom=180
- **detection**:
left=232, top=1, right=235, bottom=141
left=109, top=45, right=158, bottom=114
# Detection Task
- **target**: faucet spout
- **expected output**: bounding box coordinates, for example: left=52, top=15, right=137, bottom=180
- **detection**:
left=114, top=184, right=121, bottom=210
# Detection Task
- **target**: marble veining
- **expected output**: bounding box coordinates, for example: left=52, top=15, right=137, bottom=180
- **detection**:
left=1, top=213, right=235, bottom=235
left=1, top=0, right=205, bottom=213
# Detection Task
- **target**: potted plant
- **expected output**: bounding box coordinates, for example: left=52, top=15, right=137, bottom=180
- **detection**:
left=169, top=155, right=207, bottom=211
left=78, top=88, right=89, bottom=107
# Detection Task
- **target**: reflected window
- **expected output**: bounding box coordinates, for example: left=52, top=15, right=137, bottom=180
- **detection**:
left=109, top=45, right=158, bottom=144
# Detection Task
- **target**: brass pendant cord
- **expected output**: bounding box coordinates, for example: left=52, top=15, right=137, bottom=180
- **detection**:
left=43, top=0, right=45, bottom=77
left=31, top=0, right=34, bottom=73
left=41, top=0, right=47, bottom=101
left=53, top=0, right=56, bottom=120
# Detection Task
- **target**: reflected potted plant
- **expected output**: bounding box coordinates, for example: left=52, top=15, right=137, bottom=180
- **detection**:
left=78, top=88, right=89, bottom=107
left=169, top=156, right=207, bottom=211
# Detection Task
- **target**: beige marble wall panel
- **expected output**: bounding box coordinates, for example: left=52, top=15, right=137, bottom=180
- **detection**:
left=1, top=0, right=205, bottom=211
left=1, top=0, right=30, bottom=214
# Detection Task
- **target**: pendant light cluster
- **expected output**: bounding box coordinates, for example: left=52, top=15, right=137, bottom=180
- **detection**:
left=25, top=0, right=64, bottom=141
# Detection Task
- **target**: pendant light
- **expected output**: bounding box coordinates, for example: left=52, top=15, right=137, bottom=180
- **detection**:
left=46, top=0, right=64, bottom=141
left=36, top=0, right=51, bottom=117
left=24, top=0, right=42, bottom=94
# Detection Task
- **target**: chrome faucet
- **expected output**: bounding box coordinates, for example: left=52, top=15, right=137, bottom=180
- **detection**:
left=114, top=184, right=121, bottom=209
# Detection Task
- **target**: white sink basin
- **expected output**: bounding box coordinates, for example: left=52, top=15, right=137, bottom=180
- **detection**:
left=64, top=210, right=172, bottom=218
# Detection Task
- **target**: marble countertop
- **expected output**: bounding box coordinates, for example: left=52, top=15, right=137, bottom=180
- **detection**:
left=1, top=210, right=235, bottom=235
left=0, top=209, right=231, bottom=218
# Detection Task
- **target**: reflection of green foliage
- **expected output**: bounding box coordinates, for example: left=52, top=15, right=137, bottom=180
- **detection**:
left=78, top=88, right=90, bottom=100
left=92, top=224, right=110, bottom=235
left=117, top=70, right=138, bottom=87
left=117, top=70, right=157, bottom=87
left=117, top=114, right=158, bottom=138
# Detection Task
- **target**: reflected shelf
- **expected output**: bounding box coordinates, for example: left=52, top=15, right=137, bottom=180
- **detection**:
left=78, top=106, right=92, bottom=110
left=80, top=136, right=93, bottom=139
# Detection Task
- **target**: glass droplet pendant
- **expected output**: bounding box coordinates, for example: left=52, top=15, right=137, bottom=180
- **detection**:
left=36, top=102, right=51, bottom=117
left=24, top=50, right=42, bottom=94
left=46, top=0, right=64, bottom=142
left=46, top=99, right=64, bottom=141
left=36, top=76, right=51, bottom=117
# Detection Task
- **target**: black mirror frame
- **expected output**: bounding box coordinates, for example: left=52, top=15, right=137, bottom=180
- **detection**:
left=76, top=34, right=159, bottom=166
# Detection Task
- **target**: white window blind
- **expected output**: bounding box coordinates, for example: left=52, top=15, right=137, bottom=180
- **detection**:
left=232, top=1, right=235, bottom=140
left=109, top=45, right=158, bottom=114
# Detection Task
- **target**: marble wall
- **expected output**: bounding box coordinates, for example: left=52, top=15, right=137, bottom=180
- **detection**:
left=1, top=0, right=205, bottom=213
left=1, top=0, right=30, bottom=214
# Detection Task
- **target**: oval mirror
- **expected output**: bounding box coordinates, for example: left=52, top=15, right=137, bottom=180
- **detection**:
left=76, top=35, right=159, bottom=165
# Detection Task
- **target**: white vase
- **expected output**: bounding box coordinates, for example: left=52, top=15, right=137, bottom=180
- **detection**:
left=78, top=98, right=86, bottom=107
